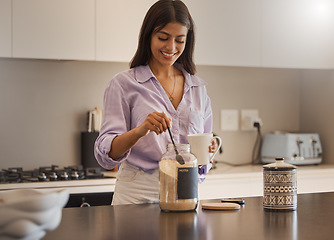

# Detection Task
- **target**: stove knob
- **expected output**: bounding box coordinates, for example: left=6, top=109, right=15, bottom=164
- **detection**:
left=60, top=172, right=69, bottom=181
left=71, top=171, right=79, bottom=180
left=49, top=172, right=58, bottom=181
left=38, top=172, right=47, bottom=182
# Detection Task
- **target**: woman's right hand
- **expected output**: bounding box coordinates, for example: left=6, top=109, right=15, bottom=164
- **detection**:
left=109, top=112, right=171, bottom=159
left=137, top=112, right=171, bottom=137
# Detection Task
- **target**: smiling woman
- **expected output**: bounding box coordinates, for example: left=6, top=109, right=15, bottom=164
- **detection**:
left=130, top=0, right=196, bottom=75
left=94, top=0, right=215, bottom=206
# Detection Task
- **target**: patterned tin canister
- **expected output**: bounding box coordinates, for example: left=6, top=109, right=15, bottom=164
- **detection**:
left=263, top=157, right=297, bottom=211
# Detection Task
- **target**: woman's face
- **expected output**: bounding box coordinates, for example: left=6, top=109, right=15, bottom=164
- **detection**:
left=150, top=22, right=188, bottom=67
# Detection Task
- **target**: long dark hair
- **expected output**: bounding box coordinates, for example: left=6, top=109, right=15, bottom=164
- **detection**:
left=130, top=0, right=196, bottom=75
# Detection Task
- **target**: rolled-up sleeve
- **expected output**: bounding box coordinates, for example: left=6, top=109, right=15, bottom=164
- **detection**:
left=94, top=74, right=131, bottom=170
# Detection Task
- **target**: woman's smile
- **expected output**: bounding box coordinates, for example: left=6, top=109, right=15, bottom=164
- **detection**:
left=161, top=51, right=178, bottom=58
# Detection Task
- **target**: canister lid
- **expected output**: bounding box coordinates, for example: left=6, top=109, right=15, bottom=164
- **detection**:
left=263, top=157, right=297, bottom=170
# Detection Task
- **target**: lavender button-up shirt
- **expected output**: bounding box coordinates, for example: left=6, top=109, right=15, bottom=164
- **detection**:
left=94, top=64, right=212, bottom=172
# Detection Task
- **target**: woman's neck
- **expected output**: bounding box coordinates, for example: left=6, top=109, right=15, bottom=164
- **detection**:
left=149, top=62, right=175, bottom=79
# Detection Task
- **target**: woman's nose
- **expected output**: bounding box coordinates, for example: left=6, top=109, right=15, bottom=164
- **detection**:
left=166, top=39, right=176, bottom=51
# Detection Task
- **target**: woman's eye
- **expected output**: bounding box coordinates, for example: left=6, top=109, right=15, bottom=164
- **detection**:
left=158, top=37, right=168, bottom=41
left=176, top=40, right=185, bottom=44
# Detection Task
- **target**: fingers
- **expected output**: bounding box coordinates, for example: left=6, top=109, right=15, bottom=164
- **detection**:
left=208, top=140, right=217, bottom=153
left=145, top=112, right=171, bottom=135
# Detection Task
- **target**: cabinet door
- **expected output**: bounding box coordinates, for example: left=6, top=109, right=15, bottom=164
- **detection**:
left=184, top=0, right=261, bottom=67
left=96, top=0, right=156, bottom=62
left=12, top=0, right=95, bottom=60
left=0, top=0, right=12, bottom=58
left=262, top=0, right=334, bottom=69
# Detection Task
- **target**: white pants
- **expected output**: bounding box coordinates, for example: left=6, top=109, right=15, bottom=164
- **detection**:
left=112, top=161, right=159, bottom=205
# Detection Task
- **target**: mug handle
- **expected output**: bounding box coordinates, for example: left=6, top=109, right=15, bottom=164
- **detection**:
left=209, top=136, right=222, bottom=163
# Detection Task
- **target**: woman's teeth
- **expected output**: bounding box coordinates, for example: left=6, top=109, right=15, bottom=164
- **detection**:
left=161, top=52, right=175, bottom=57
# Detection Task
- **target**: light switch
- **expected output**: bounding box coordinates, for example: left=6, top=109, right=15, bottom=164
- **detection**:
left=221, top=110, right=238, bottom=131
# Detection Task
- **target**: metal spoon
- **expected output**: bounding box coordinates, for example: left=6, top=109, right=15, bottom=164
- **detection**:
left=167, top=127, right=185, bottom=165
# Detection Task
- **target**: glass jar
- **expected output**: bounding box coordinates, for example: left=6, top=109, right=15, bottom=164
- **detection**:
left=159, top=144, right=198, bottom=212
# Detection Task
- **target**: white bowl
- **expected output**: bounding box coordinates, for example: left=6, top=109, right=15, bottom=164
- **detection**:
left=0, top=189, right=69, bottom=240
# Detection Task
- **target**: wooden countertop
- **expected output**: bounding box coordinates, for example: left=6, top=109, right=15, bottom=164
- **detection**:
left=43, top=192, right=334, bottom=240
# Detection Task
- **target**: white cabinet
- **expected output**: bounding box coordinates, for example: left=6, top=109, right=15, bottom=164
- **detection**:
left=96, top=0, right=156, bottom=62
left=187, top=0, right=334, bottom=68
left=184, top=0, right=262, bottom=67
left=262, top=0, right=334, bottom=69
left=0, top=0, right=12, bottom=58
left=97, top=0, right=262, bottom=66
left=199, top=166, right=334, bottom=200
left=12, top=0, right=95, bottom=60
left=4, top=0, right=334, bottom=68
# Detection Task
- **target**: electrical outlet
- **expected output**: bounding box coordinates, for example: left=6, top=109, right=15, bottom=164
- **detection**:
left=241, top=109, right=259, bottom=131
left=221, top=109, right=238, bottom=131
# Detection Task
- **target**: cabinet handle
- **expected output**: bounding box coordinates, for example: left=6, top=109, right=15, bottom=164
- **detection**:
left=80, top=202, right=91, bottom=207
left=80, top=197, right=91, bottom=207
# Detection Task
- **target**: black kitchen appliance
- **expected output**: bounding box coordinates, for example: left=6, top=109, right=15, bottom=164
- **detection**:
left=81, top=131, right=103, bottom=169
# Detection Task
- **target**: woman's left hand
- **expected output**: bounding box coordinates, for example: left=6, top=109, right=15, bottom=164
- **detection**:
left=198, top=140, right=217, bottom=183
left=208, top=140, right=218, bottom=154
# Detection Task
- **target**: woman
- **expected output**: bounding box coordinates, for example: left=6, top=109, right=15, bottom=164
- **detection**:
left=94, top=0, right=215, bottom=205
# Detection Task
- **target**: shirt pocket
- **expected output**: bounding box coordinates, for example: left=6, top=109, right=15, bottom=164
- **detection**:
left=188, top=110, right=204, bottom=134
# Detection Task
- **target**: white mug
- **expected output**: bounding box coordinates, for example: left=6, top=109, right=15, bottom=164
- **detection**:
left=187, top=133, right=222, bottom=165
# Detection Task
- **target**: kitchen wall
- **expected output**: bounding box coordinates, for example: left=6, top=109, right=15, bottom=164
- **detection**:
left=0, top=58, right=127, bottom=169
left=0, top=58, right=332, bottom=169
left=300, top=69, right=334, bottom=165
left=198, top=65, right=301, bottom=165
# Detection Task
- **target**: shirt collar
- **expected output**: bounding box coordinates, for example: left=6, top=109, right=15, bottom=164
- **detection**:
left=134, top=65, right=155, bottom=84
left=133, top=63, right=207, bottom=87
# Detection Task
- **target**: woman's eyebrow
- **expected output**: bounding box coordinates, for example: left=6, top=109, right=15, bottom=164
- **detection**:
left=158, top=31, right=186, bottom=38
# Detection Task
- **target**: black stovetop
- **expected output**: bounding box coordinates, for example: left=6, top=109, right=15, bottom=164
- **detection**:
left=0, top=165, right=108, bottom=184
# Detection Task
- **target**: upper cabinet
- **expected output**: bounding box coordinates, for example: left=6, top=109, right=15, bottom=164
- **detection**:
left=262, top=0, right=334, bottom=69
left=96, top=0, right=156, bottom=62
left=96, top=0, right=262, bottom=66
left=187, top=0, right=334, bottom=68
left=2, top=0, right=334, bottom=68
left=12, top=0, right=95, bottom=60
left=184, top=0, right=261, bottom=67
left=0, top=0, right=12, bottom=58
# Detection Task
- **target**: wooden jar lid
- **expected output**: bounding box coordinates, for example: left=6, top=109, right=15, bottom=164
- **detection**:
left=201, top=202, right=241, bottom=210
